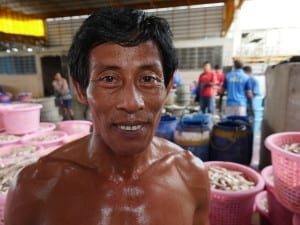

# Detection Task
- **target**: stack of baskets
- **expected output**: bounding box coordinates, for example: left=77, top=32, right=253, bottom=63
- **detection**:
left=260, top=165, right=293, bottom=225
left=176, top=83, right=191, bottom=106
left=264, top=132, right=300, bottom=225
left=254, top=190, right=271, bottom=225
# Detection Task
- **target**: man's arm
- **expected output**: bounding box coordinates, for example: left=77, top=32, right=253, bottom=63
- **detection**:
left=191, top=158, right=210, bottom=225
left=4, top=163, right=45, bottom=225
left=175, top=151, right=210, bottom=225
left=60, top=78, right=69, bottom=95
left=245, top=78, right=253, bottom=98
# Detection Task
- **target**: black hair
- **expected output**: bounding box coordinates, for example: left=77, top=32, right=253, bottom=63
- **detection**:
left=243, top=66, right=252, bottom=74
left=233, top=60, right=243, bottom=69
left=214, top=64, right=221, bottom=70
left=203, top=61, right=211, bottom=66
left=68, top=7, right=178, bottom=91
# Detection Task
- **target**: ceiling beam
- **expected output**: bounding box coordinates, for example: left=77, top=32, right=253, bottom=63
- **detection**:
left=222, top=0, right=244, bottom=36
left=0, top=32, right=48, bottom=46
left=32, top=0, right=224, bottom=18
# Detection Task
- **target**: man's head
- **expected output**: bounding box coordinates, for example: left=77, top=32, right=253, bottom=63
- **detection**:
left=54, top=72, right=62, bottom=80
left=233, top=59, right=243, bottom=69
left=68, top=8, right=177, bottom=155
left=68, top=7, right=177, bottom=93
left=243, top=66, right=252, bottom=76
left=214, top=64, right=222, bottom=74
left=203, top=61, right=211, bottom=72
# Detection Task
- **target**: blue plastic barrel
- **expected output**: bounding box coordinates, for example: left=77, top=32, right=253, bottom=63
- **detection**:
left=225, top=115, right=249, bottom=123
left=174, top=113, right=212, bottom=161
left=209, top=120, right=253, bottom=165
left=155, top=115, right=179, bottom=141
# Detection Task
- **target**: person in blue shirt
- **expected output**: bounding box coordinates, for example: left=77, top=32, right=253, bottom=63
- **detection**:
left=243, top=65, right=261, bottom=119
left=223, top=59, right=251, bottom=116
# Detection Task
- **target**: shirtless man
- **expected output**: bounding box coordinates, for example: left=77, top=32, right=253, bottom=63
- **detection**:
left=5, top=8, right=210, bottom=225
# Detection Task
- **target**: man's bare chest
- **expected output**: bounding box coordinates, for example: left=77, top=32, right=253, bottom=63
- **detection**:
left=42, top=170, right=195, bottom=225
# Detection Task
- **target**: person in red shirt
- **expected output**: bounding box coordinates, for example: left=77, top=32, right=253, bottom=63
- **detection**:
left=198, top=61, right=217, bottom=113
left=214, top=65, right=225, bottom=113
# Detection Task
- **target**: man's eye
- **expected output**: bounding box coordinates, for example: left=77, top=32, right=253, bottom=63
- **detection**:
left=101, top=76, right=115, bottom=82
left=142, top=76, right=155, bottom=83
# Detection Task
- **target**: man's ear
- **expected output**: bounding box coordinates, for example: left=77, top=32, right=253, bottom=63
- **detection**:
left=72, top=78, right=88, bottom=104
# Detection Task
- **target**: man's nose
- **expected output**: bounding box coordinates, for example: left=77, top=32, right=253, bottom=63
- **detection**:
left=116, top=85, right=145, bottom=113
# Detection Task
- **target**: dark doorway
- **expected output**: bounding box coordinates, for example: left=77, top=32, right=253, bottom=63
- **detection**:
left=41, top=56, right=62, bottom=96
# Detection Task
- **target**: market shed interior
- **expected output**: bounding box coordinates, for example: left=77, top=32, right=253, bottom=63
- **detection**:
left=0, top=0, right=300, bottom=225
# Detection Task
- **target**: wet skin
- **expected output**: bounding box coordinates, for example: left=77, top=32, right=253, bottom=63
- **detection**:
left=4, top=41, right=210, bottom=225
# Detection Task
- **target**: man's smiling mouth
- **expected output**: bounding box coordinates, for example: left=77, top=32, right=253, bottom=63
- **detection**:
left=118, top=124, right=143, bottom=131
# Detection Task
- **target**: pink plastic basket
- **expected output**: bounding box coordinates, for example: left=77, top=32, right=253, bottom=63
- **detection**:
left=0, top=104, right=10, bottom=132
left=205, top=161, right=265, bottom=225
left=0, top=144, right=43, bottom=166
left=21, top=130, right=67, bottom=148
left=261, top=165, right=275, bottom=194
left=294, top=214, right=300, bottom=225
left=38, top=122, right=56, bottom=133
left=0, top=133, right=21, bottom=147
left=57, top=120, right=92, bottom=135
left=0, top=103, right=42, bottom=134
left=265, top=132, right=300, bottom=213
left=254, top=191, right=271, bottom=225
left=0, top=112, right=3, bottom=132
left=261, top=165, right=294, bottom=225
left=0, top=194, right=6, bottom=225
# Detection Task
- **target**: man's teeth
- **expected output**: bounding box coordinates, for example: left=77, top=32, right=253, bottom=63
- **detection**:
left=119, top=125, right=142, bottom=131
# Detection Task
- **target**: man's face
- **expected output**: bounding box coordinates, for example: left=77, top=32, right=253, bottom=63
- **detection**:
left=54, top=73, right=61, bottom=80
left=203, top=63, right=211, bottom=72
left=85, top=41, right=170, bottom=156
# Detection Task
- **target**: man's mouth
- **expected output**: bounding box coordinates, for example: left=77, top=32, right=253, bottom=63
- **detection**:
left=118, top=124, right=143, bottom=131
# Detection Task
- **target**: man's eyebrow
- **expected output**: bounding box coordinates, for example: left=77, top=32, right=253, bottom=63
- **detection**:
left=91, top=64, right=121, bottom=72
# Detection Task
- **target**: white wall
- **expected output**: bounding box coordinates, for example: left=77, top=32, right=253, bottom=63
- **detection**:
left=229, top=0, right=300, bottom=57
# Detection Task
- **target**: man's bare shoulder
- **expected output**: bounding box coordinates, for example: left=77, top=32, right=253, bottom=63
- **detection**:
left=153, top=136, right=207, bottom=176
left=154, top=136, right=210, bottom=201
left=13, top=136, right=93, bottom=185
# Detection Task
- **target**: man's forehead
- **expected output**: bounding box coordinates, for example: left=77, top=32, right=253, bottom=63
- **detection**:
left=89, top=41, right=163, bottom=68
left=91, top=40, right=159, bottom=54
